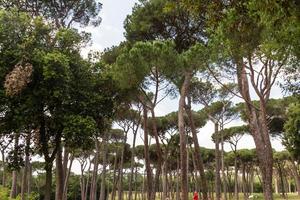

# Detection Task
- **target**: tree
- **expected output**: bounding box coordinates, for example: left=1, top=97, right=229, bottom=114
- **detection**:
left=124, top=2, right=207, bottom=198
left=0, top=0, right=102, bottom=28
left=0, top=10, right=116, bottom=200
left=182, top=1, right=300, bottom=199
left=113, top=40, right=179, bottom=200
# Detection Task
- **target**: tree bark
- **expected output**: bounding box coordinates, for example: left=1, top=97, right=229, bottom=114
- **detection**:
left=186, top=97, right=209, bottom=200
left=44, top=162, right=53, bottom=200
left=56, top=144, right=64, bottom=200
left=100, top=133, right=109, bottom=200
left=234, top=152, right=239, bottom=200
left=62, top=155, right=73, bottom=200
left=236, top=61, right=274, bottom=200
left=117, top=131, right=128, bottom=200
left=220, top=121, right=228, bottom=200
left=10, top=132, right=20, bottom=199
left=178, top=72, right=192, bottom=200
left=214, top=122, right=221, bottom=200
left=90, top=139, right=100, bottom=200
left=128, top=122, right=139, bottom=200
left=142, top=105, right=153, bottom=200
left=1, top=149, right=6, bottom=186
left=21, top=132, right=31, bottom=200
left=290, top=159, right=300, bottom=195
left=28, top=162, right=32, bottom=194
left=10, top=170, right=18, bottom=198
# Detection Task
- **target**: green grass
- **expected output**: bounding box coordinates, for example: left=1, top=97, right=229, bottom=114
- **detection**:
left=110, top=192, right=299, bottom=200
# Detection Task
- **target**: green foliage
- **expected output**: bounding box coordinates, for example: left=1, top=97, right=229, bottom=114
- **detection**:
left=113, top=40, right=180, bottom=91
left=124, top=0, right=206, bottom=51
left=283, top=102, right=300, bottom=160
left=0, top=0, right=102, bottom=28
left=63, top=115, right=96, bottom=150
left=212, top=125, right=249, bottom=142
left=0, top=186, right=10, bottom=200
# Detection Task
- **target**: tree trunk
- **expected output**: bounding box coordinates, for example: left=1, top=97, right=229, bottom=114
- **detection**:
left=128, top=122, right=139, bottom=200
left=277, top=163, right=286, bottom=198
left=44, top=162, right=53, bottom=200
left=10, top=170, right=18, bottom=198
left=63, top=148, right=69, bottom=181
left=85, top=160, right=92, bottom=200
left=162, top=161, right=168, bottom=200
left=149, top=108, right=163, bottom=200
left=10, top=132, right=20, bottom=199
left=214, top=122, right=221, bottom=200
left=242, top=164, right=247, bottom=199
left=62, top=155, right=74, bottom=200
left=176, top=158, right=180, bottom=200
left=290, top=159, right=300, bottom=195
left=56, top=144, right=64, bottom=200
left=28, top=162, right=32, bottom=194
left=80, top=162, right=86, bottom=200
left=142, top=105, right=153, bottom=200
left=234, top=151, right=239, bottom=200
left=178, top=72, right=191, bottom=200
left=236, top=61, right=273, bottom=200
left=21, top=132, right=31, bottom=200
left=90, top=139, right=100, bottom=200
left=117, top=131, right=128, bottom=200
left=111, top=154, right=118, bottom=200
left=1, top=150, right=5, bottom=186
left=186, top=97, right=209, bottom=200
left=220, top=122, right=228, bottom=200
left=100, top=133, right=109, bottom=200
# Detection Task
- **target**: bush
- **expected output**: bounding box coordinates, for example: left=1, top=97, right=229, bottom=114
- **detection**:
left=0, top=186, right=10, bottom=200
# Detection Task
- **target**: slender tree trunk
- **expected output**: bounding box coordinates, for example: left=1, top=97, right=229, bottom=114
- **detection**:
left=178, top=72, right=192, bottom=200
left=234, top=151, right=239, bottom=200
left=242, top=164, right=247, bottom=199
left=10, top=132, right=20, bottom=199
left=274, top=175, right=278, bottom=194
left=220, top=122, right=228, bottom=200
left=63, top=148, right=69, bottom=180
left=149, top=108, right=163, bottom=200
left=186, top=97, right=208, bottom=200
left=236, top=61, right=273, bottom=200
left=128, top=123, right=139, bottom=200
left=21, top=132, right=31, bottom=200
left=162, top=161, right=168, bottom=200
left=80, top=162, right=86, bottom=200
left=62, top=155, right=73, bottom=200
left=214, top=122, right=221, bottom=200
left=1, top=149, right=5, bottom=186
left=100, top=133, right=109, bottom=200
left=90, top=139, right=100, bottom=200
left=176, top=158, right=180, bottom=200
left=56, top=144, right=64, bottom=200
left=44, top=162, right=53, bottom=200
left=117, top=131, right=128, bottom=200
left=142, top=105, right=153, bottom=200
left=85, top=161, right=92, bottom=200
left=28, top=162, right=32, bottom=194
left=10, top=170, right=18, bottom=198
left=290, top=159, right=300, bottom=195
left=111, top=154, right=118, bottom=200
left=277, top=164, right=286, bottom=198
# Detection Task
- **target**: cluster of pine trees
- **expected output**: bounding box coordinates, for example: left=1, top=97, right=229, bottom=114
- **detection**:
left=0, top=0, right=299, bottom=200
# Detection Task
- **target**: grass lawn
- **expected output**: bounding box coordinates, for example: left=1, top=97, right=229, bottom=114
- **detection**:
left=111, top=192, right=299, bottom=200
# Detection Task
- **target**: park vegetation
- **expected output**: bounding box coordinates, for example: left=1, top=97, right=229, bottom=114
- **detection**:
left=0, top=0, right=299, bottom=200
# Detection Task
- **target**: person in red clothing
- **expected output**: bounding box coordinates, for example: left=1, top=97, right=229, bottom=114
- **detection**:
left=193, top=191, right=199, bottom=200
